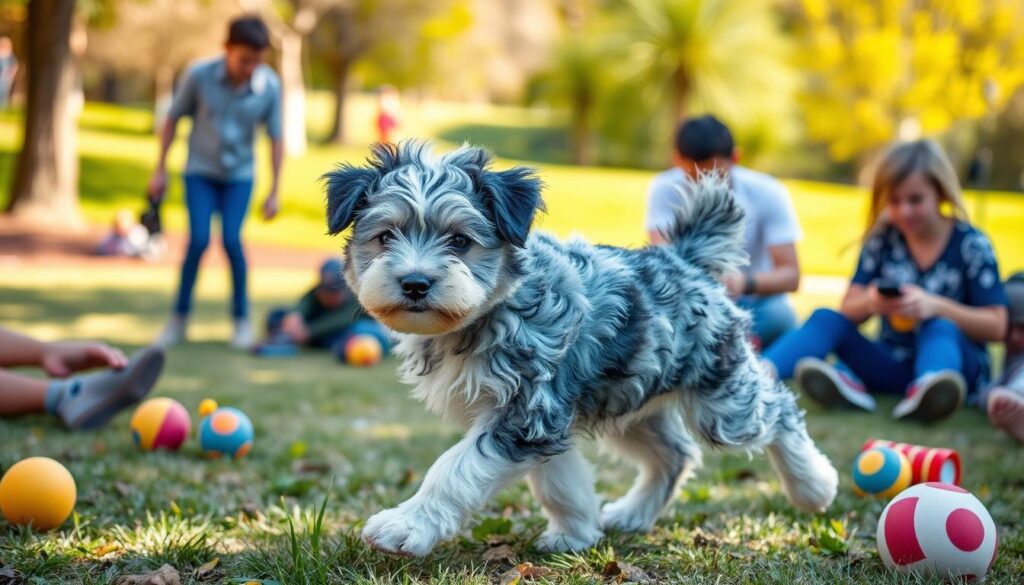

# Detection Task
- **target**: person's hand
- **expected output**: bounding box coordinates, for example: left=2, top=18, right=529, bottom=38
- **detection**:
left=895, top=284, right=939, bottom=321
left=147, top=169, right=167, bottom=202
left=867, top=285, right=903, bottom=317
left=722, top=271, right=745, bottom=298
left=262, top=188, right=280, bottom=221
left=40, top=342, right=128, bottom=378
left=280, top=312, right=309, bottom=344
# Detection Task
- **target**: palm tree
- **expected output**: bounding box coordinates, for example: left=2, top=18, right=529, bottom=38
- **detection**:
left=528, top=34, right=616, bottom=165
left=625, top=0, right=793, bottom=128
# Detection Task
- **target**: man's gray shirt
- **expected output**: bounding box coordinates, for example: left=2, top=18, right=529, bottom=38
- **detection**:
left=168, top=56, right=282, bottom=182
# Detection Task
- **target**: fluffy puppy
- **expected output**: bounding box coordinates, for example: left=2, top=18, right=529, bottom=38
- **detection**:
left=323, top=141, right=838, bottom=556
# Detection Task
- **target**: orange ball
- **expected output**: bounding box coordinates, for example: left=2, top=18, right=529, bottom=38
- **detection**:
left=345, top=334, right=383, bottom=366
left=890, top=315, right=916, bottom=332
left=0, top=457, right=77, bottom=530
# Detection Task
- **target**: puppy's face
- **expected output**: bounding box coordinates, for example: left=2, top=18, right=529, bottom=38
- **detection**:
left=323, top=142, right=544, bottom=335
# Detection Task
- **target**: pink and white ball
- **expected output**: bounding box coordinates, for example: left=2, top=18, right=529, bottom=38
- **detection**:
left=877, top=482, right=998, bottom=581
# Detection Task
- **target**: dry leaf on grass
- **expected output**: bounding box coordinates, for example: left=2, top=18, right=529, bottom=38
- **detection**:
left=498, top=562, right=553, bottom=584
left=482, top=544, right=516, bottom=563
left=113, top=564, right=181, bottom=585
left=194, top=557, right=219, bottom=580
left=601, top=561, right=655, bottom=584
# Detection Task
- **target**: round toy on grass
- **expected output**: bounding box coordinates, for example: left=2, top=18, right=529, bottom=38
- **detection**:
left=852, top=445, right=912, bottom=498
left=0, top=457, right=77, bottom=530
left=198, top=399, right=254, bottom=460
left=130, top=397, right=191, bottom=451
left=343, top=334, right=383, bottom=367
left=877, top=482, right=998, bottom=581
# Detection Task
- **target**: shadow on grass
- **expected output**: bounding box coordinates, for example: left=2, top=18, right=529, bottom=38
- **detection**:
left=437, top=123, right=571, bottom=165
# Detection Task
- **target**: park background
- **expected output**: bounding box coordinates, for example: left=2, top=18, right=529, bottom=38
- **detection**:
left=1, top=1, right=1023, bottom=583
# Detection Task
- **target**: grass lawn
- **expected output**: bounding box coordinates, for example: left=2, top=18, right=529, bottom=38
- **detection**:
left=1, top=97, right=1022, bottom=279
left=1, top=266, right=1022, bottom=584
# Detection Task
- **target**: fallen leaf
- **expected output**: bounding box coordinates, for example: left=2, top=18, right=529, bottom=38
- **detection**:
left=734, top=469, right=757, bottom=481
left=397, top=468, right=416, bottom=489
left=92, top=543, right=120, bottom=557
left=194, top=558, right=219, bottom=580
left=498, top=562, right=552, bottom=584
left=240, top=502, right=262, bottom=520
left=114, top=564, right=181, bottom=585
left=482, top=544, right=516, bottom=563
left=292, top=459, right=330, bottom=475
left=93, top=439, right=108, bottom=455
left=113, top=481, right=133, bottom=498
left=693, top=533, right=718, bottom=548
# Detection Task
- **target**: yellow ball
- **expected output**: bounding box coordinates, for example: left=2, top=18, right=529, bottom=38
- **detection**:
left=0, top=457, right=77, bottom=530
left=345, top=334, right=383, bottom=367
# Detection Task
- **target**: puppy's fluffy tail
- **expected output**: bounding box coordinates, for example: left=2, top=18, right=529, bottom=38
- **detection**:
left=660, top=174, right=748, bottom=277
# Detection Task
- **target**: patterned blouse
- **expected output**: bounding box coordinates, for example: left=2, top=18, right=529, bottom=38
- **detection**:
left=852, top=220, right=1007, bottom=365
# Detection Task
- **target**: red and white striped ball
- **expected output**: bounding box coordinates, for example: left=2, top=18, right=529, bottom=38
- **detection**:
left=877, top=482, right=998, bottom=581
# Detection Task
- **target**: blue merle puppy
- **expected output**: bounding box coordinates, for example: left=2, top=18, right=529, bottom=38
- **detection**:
left=323, top=141, right=838, bottom=556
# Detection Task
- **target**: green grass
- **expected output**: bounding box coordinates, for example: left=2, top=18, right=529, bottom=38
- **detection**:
left=1, top=266, right=1023, bottom=584
left=1, top=98, right=1022, bottom=277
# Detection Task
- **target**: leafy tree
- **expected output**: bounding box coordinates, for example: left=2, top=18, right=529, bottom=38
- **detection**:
left=795, top=0, right=1024, bottom=162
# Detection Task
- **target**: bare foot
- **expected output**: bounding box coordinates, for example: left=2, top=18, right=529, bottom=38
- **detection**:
left=987, top=388, right=1024, bottom=443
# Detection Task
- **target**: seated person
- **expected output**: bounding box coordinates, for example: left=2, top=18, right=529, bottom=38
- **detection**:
left=0, top=327, right=164, bottom=430
left=95, top=209, right=150, bottom=258
left=762, top=139, right=1008, bottom=423
left=977, top=272, right=1024, bottom=442
left=647, top=115, right=802, bottom=350
left=257, top=258, right=391, bottom=358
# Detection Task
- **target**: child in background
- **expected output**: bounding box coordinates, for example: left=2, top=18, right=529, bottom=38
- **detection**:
left=979, top=272, right=1024, bottom=442
left=375, top=85, right=401, bottom=144
left=255, top=259, right=391, bottom=359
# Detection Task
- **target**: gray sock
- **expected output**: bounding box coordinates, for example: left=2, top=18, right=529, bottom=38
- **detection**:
left=46, top=347, right=166, bottom=430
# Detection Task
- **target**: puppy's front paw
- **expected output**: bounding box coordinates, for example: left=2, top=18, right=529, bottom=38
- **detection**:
left=362, top=507, right=441, bottom=557
left=534, top=527, right=603, bottom=553
left=599, top=499, right=656, bottom=533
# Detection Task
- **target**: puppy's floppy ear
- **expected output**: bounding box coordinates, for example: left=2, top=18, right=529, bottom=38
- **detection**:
left=322, top=164, right=377, bottom=235
left=448, top=146, right=545, bottom=247
left=321, top=143, right=402, bottom=235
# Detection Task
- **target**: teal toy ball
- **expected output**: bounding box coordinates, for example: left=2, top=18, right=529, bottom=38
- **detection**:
left=852, top=446, right=912, bottom=499
left=198, top=402, right=254, bottom=460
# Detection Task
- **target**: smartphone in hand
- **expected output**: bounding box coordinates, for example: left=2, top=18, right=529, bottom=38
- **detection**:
left=876, top=279, right=903, bottom=298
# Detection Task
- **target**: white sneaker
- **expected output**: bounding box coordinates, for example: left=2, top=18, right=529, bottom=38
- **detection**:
left=795, top=357, right=876, bottom=412
left=154, top=315, right=187, bottom=348
left=231, top=318, right=254, bottom=350
left=892, top=370, right=965, bottom=422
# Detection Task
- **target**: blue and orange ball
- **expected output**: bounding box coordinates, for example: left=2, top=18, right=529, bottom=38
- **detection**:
left=130, top=397, right=191, bottom=451
left=198, top=399, right=254, bottom=460
left=853, top=446, right=912, bottom=498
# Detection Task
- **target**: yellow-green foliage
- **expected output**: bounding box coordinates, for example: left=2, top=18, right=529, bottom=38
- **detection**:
left=796, top=0, right=1024, bottom=161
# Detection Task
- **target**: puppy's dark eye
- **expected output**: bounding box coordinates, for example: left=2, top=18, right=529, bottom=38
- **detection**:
left=450, top=234, right=471, bottom=251
left=378, top=230, right=394, bottom=246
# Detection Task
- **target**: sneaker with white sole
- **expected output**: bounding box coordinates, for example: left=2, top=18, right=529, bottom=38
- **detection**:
left=231, top=318, right=254, bottom=350
left=154, top=315, right=187, bottom=348
left=892, top=370, right=966, bottom=422
left=795, top=357, right=876, bottom=412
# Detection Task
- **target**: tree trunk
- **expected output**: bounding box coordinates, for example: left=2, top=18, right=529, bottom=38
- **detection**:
left=570, top=101, right=592, bottom=166
left=279, top=29, right=307, bottom=157
left=6, top=0, right=81, bottom=227
left=326, top=57, right=351, bottom=145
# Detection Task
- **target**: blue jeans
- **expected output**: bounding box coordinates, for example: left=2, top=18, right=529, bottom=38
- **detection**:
left=763, top=308, right=986, bottom=395
left=737, top=294, right=797, bottom=351
left=174, top=175, right=253, bottom=319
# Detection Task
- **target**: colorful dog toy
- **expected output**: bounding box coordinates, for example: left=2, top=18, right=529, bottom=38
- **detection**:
left=852, top=445, right=912, bottom=498
left=130, top=397, right=191, bottom=451
left=877, top=482, right=997, bottom=580
left=862, top=439, right=961, bottom=485
left=0, top=457, right=77, bottom=530
left=198, top=399, right=254, bottom=460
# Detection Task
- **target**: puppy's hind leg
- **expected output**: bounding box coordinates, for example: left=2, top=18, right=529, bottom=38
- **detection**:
left=527, top=446, right=604, bottom=552
left=686, top=357, right=838, bottom=514
left=599, top=409, right=701, bottom=533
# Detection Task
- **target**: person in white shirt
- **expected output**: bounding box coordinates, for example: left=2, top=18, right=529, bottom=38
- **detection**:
left=647, top=115, right=802, bottom=350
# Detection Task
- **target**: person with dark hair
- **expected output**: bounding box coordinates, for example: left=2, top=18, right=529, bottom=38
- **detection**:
left=148, top=15, right=283, bottom=350
left=254, top=258, right=391, bottom=360
left=647, top=115, right=802, bottom=350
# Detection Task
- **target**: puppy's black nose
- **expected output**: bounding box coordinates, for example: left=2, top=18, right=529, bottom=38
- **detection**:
left=400, top=273, right=433, bottom=301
